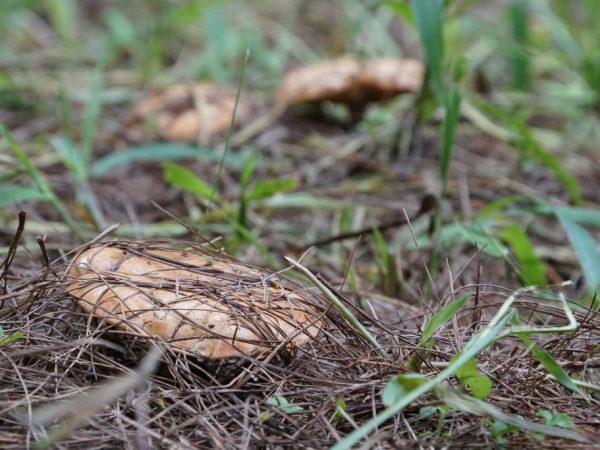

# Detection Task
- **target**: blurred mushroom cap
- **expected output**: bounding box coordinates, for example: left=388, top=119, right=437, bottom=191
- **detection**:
left=276, top=57, right=424, bottom=109
left=124, top=83, right=252, bottom=143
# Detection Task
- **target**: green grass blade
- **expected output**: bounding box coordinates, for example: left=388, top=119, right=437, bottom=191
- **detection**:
left=258, top=193, right=350, bottom=210
left=473, top=99, right=581, bottom=204
left=440, top=389, right=591, bottom=443
left=44, top=0, right=78, bottom=50
left=1, top=123, right=87, bottom=239
left=420, top=293, right=471, bottom=347
left=500, top=224, right=547, bottom=286
left=518, top=332, right=583, bottom=396
left=50, top=136, right=86, bottom=182
left=0, top=330, right=24, bottom=347
left=163, top=162, right=218, bottom=202
left=1, top=123, right=53, bottom=193
left=536, top=0, right=583, bottom=66
left=556, top=210, right=600, bottom=292
left=534, top=204, right=600, bottom=227
left=331, top=310, right=515, bottom=450
left=408, top=292, right=470, bottom=371
left=209, top=49, right=250, bottom=206
left=457, top=221, right=509, bottom=258
left=50, top=137, right=106, bottom=228
left=508, top=0, right=530, bottom=90
left=372, top=227, right=401, bottom=296
left=246, top=179, right=298, bottom=201
left=80, top=68, right=104, bottom=169
left=285, top=257, right=391, bottom=360
left=239, top=153, right=256, bottom=189
left=440, top=87, right=461, bottom=195
left=0, top=184, right=48, bottom=206
left=91, top=144, right=249, bottom=177
left=410, top=0, right=445, bottom=101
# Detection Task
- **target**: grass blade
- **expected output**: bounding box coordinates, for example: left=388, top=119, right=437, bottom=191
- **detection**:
left=508, top=0, right=530, bottom=90
left=518, top=332, right=583, bottom=396
left=500, top=224, right=547, bottom=286
left=440, top=86, right=461, bottom=195
left=1, top=123, right=87, bottom=239
left=81, top=68, right=103, bottom=168
left=556, top=210, right=600, bottom=292
left=0, top=184, right=48, bottom=206
left=419, top=293, right=470, bottom=347
left=331, top=310, right=515, bottom=450
left=410, top=0, right=445, bottom=101
left=44, top=0, right=78, bottom=50
left=91, top=144, right=249, bottom=177
left=473, top=99, right=581, bottom=204
left=284, top=256, right=391, bottom=360
left=440, top=389, right=592, bottom=443
left=163, top=162, right=218, bottom=202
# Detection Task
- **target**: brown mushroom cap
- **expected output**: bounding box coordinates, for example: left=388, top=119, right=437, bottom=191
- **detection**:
left=66, top=242, right=322, bottom=359
left=275, top=57, right=363, bottom=105
left=275, top=57, right=424, bottom=109
left=359, top=57, right=425, bottom=98
left=124, top=83, right=251, bottom=143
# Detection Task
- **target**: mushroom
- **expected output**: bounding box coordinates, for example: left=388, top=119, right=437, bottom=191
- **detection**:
left=66, top=241, right=323, bottom=360
left=275, top=56, right=424, bottom=111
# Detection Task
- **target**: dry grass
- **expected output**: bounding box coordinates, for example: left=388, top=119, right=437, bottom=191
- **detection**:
left=1, top=234, right=599, bottom=449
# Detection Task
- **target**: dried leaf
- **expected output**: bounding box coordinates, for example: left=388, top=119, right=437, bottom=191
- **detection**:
left=66, top=241, right=323, bottom=359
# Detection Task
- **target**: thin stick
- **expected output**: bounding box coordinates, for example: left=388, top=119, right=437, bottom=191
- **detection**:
left=209, top=49, right=250, bottom=207
left=0, top=211, right=26, bottom=297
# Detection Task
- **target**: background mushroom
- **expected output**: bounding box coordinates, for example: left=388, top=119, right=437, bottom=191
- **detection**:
left=276, top=56, right=424, bottom=112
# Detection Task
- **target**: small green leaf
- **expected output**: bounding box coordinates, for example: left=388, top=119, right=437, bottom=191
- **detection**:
left=247, top=178, right=297, bottom=201
left=240, top=153, right=256, bottom=189
left=385, top=1, right=414, bottom=24
left=500, top=224, right=547, bottom=286
left=420, top=293, right=470, bottom=347
left=0, top=330, right=24, bottom=347
left=458, top=222, right=508, bottom=258
left=454, top=357, right=492, bottom=399
left=103, top=8, right=137, bottom=48
left=489, top=420, right=520, bottom=438
left=381, top=373, right=428, bottom=407
left=479, top=195, right=525, bottom=216
left=163, top=162, right=217, bottom=201
left=537, top=409, right=573, bottom=428
left=418, top=405, right=442, bottom=418
left=332, top=397, right=347, bottom=419
left=265, top=396, right=303, bottom=414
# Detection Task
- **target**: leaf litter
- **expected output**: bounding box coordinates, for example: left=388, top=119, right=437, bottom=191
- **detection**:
left=0, top=231, right=599, bottom=448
